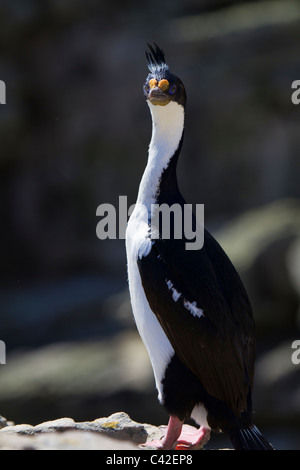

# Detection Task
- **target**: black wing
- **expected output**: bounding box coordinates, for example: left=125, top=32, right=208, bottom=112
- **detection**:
left=137, top=229, right=255, bottom=416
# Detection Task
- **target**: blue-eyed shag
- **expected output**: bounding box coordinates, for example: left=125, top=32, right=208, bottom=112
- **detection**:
left=125, top=44, right=274, bottom=450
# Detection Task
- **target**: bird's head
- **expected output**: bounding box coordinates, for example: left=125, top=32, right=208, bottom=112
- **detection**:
left=144, top=44, right=187, bottom=108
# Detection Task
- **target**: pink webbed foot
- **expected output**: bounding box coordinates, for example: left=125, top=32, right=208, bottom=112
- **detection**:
left=140, top=416, right=211, bottom=450
left=175, top=425, right=211, bottom=450
left=140, top=415, right=183, bottom=450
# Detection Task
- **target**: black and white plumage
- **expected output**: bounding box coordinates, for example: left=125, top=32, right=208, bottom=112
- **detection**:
left=125, top=44, right=273, bottom=450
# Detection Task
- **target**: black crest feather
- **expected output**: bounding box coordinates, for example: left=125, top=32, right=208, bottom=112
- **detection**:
left=146, top=43, right=169, bottom=74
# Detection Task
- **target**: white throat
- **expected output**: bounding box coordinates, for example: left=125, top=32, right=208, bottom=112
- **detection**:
left=126, top=100, right=184, bottom=400
left=136, top=100, right=185, bottom=210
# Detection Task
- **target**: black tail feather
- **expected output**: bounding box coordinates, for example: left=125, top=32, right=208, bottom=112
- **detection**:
left=229, top=425, right=274, bottom=450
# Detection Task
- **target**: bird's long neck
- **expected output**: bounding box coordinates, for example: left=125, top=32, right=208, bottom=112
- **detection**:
left=136, top=101, right=185, bottom=210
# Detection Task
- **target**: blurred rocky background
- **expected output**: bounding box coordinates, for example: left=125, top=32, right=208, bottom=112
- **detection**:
left=0, top=0, right=300, bottom=450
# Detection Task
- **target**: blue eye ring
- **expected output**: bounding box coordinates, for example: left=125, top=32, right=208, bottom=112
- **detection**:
left=169, top=84, right=177, bottom=95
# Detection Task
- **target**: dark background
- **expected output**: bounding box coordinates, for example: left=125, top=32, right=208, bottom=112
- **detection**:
left=0, top=0, right=300, bottom=449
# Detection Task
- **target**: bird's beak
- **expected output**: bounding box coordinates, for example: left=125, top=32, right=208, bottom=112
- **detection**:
left=148, top=87, right=171, bottom=106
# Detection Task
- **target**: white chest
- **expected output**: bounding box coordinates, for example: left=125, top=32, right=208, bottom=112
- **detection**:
left=125, top=100, right=184, bottom=402
left=125, top=203, right=174, bottom=401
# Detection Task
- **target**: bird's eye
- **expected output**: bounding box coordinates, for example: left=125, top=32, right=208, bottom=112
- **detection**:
left=145, top=83, right=150, bottom=93
left=169, top=84, right=177, bottom=94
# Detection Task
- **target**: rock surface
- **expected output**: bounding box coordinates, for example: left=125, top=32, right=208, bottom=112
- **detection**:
left=0, top=412, right=163, bottom=450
